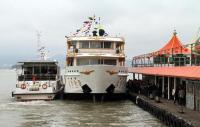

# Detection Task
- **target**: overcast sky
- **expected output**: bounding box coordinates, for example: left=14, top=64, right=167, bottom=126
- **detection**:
left=0, top=0, right=199, bottom=66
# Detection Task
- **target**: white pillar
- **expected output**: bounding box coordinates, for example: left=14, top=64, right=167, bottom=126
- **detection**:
left=168, top=77, right=170, bottom=100
left=138, top=73, right=140, bottom=80
left=74, top=58, right=77, bottom=66
left=113, top=42, right=116, bottom=50
left=117, top=59, right=119, bottom=66
left=174, top=77, right=176, bottom=91
left=162, top=76, right=165, bottom=98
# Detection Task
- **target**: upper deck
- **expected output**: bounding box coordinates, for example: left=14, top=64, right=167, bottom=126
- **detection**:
left=66, top=36, right=125, bottom=57
left=67, top=36, right=125, bottom=43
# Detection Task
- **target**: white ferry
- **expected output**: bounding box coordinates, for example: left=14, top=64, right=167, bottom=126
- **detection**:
left=64, top=16, right=128, bottom=98
left=12, top=60, right=62, bottom=101
left=12, top=32, right=63, bottom=101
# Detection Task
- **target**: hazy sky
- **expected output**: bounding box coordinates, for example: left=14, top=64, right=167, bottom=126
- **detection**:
left=0, top=0, right=199, bottom=66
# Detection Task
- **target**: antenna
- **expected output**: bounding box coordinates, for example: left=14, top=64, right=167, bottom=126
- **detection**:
left=98, top=17, right=101, bottom=25
left=36, top=30, right=42, bottom=52
left=36, top=30, right=48, bottom=60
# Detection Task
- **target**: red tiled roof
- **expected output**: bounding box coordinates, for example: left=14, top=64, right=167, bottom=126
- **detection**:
left=157, top=32, right=190, bottom=54
left=128, top=66, right=200, bottom=80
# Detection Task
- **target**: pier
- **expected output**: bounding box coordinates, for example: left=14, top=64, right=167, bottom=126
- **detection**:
left=127, top=30, right=200, bottom=127
left=127, top=91, right=199, bottom=127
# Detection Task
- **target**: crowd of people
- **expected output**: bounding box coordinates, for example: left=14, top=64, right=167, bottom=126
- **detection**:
left=126, top=79, right=186, bottom=105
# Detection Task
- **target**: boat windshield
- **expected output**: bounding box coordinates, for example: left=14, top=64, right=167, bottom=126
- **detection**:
left=17, top=64, right=58, bottom=81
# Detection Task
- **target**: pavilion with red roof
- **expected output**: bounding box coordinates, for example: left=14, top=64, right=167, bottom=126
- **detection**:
left=129, top=30, right=200, bottom=111
left=157, top=30, right=190, bottom=55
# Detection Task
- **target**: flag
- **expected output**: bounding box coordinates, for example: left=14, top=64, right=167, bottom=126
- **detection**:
left=83, top=21, right=89, bottom=24
left=88, top=17, right=93, bottom=20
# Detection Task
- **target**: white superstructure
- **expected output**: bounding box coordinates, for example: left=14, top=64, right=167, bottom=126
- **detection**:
left=12, top=61, right=62, bottom=101
left=64, top=35, right=128, bottom=94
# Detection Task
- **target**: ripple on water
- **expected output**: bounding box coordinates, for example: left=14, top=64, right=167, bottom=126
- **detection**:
left=0, top=100, right=52, bottom=112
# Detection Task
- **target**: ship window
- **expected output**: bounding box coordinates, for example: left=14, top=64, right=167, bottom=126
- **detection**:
left=79, top=41, right=89, bottom=48
left=90, top=59, right=99, bottom=65
left=71, top=41, right=77, bottom=48
left=41, top=66, right=48, bottom=74
left=24, top=67, right=33, bottom=74
left=77, top=58, right=89, bottom=65
left=104, top=41, right=112, bottom=48
left=48, top=66, right=57, bottom=74
left=90, top=42, right=102, bottom=48
left=33, top=66, right=40, bottom=74
left=104, top=59, right=116, bottom=65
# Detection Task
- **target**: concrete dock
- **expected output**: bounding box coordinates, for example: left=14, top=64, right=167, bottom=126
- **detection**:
left=128, top=92, right=200, bottom=127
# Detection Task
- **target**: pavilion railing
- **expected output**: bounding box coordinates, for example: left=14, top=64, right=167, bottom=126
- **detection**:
left=132, top=41, right=200, bottom=67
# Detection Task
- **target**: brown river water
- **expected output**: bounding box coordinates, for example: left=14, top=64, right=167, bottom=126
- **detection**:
left=0, top=69, right=166, bottom=127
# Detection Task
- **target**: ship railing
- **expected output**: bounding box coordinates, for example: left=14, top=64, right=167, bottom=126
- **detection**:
left=18, top=74, right=57, bottom=81
left=67, top=48, right=124, bottom=54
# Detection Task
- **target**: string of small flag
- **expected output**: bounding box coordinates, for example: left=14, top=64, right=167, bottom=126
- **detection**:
left=72, top=16, right=107, bottom=36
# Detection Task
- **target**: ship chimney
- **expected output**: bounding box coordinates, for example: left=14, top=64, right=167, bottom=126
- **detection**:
left=92, top=30, right=97, bottom=36
left=99, top=29, right=105, bottom=36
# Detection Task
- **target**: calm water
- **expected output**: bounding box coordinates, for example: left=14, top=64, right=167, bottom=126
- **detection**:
left=0, top=69, right=166, bottom=127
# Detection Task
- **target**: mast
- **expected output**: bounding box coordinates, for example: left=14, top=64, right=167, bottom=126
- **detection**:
left=36, top=30, right=48, bottom=60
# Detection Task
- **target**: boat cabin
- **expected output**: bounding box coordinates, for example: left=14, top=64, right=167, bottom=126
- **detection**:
left=16, top=61, right=59, bottom=81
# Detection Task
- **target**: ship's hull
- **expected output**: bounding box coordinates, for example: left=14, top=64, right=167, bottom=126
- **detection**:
left=12, top=93, right=56, bottom=101
left=64, top=65, right=128, bottom=94
left=13, top=81, right=62, bottom=101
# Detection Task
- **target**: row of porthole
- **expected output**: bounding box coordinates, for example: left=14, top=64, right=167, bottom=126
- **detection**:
left=119, top=70, right=127, bottom=73
left=67, top=70, right=79, bottom=73
left=67, top=77, right=77, bottom=80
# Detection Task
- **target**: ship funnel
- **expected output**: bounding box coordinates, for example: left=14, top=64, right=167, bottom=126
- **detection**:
left=92, top=30, right=97, bottom=36
left=99, top=29, right=105, bottom=36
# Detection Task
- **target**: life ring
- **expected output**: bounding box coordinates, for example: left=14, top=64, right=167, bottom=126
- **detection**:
left=21, top=84, right=26, bottom=89
left=42, top=84, right=48, bottom=89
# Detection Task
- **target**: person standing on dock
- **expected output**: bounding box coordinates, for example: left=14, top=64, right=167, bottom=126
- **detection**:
left=178, top=87, right=185, bottom=106
left=175, top=87, right=179, bottom=104
left=172, top=88, right=176, bottom=103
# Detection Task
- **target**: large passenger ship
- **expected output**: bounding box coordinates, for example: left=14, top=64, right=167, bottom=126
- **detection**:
left=64, top=16, right=128, bottom=98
